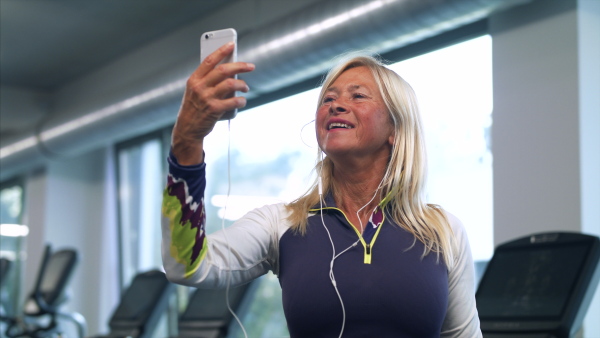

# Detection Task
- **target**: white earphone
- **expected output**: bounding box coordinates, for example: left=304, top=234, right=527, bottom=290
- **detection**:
left=318, top=157, right=383, bottom=338
left=317, top=147, right=387, bottom=337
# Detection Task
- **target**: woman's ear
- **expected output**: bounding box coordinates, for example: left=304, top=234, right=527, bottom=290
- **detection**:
left=388, top=130, right=395, bottom=146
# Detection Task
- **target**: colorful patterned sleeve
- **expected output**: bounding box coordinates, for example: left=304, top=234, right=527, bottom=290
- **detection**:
left=161, top=151, right=288, bottom=289
left=161, top=151, right=208, bottom=281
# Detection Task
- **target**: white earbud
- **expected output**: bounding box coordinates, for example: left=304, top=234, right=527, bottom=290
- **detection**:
left=318, top=176, right=323, bottom=196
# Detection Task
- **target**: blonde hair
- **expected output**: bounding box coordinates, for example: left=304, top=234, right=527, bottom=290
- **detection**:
left=285, top=53, right=457, bottom=268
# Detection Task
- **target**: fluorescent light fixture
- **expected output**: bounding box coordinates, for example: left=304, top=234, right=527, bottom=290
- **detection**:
left=0, top=224, right=29, bottom=237
left=40, top=78, right=187, bottom=142
left=242, top=0, right=397, bottom=60
left=0, top=78, right=187, bottom=160
left=0, top=137, right=38, bottom=159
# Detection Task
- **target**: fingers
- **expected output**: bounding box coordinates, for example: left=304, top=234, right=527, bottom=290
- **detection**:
left=212, top=77, right=250, bottom=99
left=199, top=62, right=255, bottom=89
left=173, top=42, right=254, bottom=144
left=196, top=41, right=235, bottom=77
left=185, top=76, right=249, bottom=115
left=188, top=41, right=254, bottom=103
left=195, top=42, right=254, bottom=83
left=203, top=95, right=247, bottom=116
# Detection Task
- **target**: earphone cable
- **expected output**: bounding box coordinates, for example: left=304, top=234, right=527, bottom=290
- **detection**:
left=317, top=151, right=385, bottom=338
left=222, top=119, right=248, bottom=338
left=319, top=180, right=347, bottom=338
left=318, top=153, right=347, bottom=338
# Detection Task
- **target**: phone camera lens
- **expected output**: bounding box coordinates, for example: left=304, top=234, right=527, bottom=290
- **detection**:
left=205, top=34, right=209, bottom=39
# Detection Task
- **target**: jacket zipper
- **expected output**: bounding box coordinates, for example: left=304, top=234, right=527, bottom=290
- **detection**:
left=365, top=243, right=372, bottom=264
left=310, top=206, right=384, bottom=264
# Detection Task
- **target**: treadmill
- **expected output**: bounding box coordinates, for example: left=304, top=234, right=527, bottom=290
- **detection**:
left=476, top=232, right=600, bottom=338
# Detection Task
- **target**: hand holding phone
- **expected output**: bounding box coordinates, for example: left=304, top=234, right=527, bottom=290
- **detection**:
left=171, top=28, right=252, bottom=165
left=201, top=28, right=238, bottom=120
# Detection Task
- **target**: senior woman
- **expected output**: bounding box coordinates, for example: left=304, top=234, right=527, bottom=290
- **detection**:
left=162, top=42, right=481, bottom=337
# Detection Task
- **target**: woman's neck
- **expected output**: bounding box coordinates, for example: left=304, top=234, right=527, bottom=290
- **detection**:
left=331, top=159, right=387, bottom=231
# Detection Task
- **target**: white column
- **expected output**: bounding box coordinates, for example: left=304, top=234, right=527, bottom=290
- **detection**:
left=42, top=147, right=120, bottom=336
left=578, top=0, right=600, bottom=335
left=490, top=0, right=599, bottom=335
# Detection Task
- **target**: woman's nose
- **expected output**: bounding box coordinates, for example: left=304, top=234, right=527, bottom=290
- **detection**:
left=330, top=101, right=347, bottom=114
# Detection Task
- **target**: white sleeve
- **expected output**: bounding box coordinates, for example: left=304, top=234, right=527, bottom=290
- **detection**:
left=162, top=203, right=290, bottom=289
left=441, top=212, right=483, bottom=338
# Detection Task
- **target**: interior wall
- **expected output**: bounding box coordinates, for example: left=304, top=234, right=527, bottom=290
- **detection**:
left=21, top=148, right=119, bottom=335
left=21, top=169, right=48, bottom=311
left=577, top=0, right=600, bottom=334
left=490, top=0, right=599, bottom=335
left=491, top=0, right=581, bottom=241
left=578, top=0, right=600, bottom=239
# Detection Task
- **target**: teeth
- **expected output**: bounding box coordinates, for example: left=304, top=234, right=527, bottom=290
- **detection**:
left=328, top=122, right=352, bottom=130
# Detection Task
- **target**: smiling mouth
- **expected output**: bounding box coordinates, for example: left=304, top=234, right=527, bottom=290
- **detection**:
left=328, top=122, right=353, bottom=130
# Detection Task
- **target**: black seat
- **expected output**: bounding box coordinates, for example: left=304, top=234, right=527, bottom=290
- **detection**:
left=23, top=247, right=78, bottom=317
left=0, top=257, right=13, bottom=318
left=177, top=281, right=256, bottom=338
left=98, top=269, right=174, bottom=338
left=476, top=232, right=600, bottom=338
left=0, top=258, right=11, bottom=283
left=3, top=244, right=85, bottom=337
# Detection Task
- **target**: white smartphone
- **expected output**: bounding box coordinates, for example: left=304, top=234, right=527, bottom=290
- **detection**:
left=200, top=28, right=238, bottom=120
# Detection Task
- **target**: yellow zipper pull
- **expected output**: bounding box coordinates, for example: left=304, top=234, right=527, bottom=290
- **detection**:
left=364, top=243, right=372, bottom=264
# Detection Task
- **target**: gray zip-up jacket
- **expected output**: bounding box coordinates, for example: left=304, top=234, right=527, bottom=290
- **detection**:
left=161, top=153, right=482, bottom=337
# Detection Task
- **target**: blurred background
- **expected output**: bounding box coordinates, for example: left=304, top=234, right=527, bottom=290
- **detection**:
left=0, top=0, right=598, bottom=336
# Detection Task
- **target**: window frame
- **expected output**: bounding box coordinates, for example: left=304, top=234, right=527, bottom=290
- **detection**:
left=115, top=129, right=171, bottom=290
left=242, top=20, right=488, bottom=112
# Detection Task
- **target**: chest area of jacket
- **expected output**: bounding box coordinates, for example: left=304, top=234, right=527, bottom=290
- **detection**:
left=277, top=214, right=449, bottom=336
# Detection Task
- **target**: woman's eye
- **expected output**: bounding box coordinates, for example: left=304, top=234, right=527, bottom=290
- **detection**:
left=353, top=93, right=367, bottom=99
left=322, top=97, right=334, bottom=103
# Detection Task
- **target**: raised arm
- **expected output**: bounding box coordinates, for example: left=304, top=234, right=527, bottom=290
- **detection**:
left=161, top=42, right=256, bottom=287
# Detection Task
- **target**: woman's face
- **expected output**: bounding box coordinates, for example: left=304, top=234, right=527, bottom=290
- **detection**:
left=316, top=66, right=394, bottom=161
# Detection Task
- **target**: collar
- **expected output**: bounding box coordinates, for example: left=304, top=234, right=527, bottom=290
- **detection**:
left=310, top=190, right=393, bottom=212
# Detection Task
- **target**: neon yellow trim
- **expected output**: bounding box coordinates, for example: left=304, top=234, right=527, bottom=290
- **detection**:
left=310, top=206, right=367, bottom=243
left=365, top=219, right=385, bottom=264
left=183, top=238, right=207, bottom=279
left=162, top=188, right=203, bottom=278
left=379, top=190, right=393, bottom=207
left=310, top=206, right=386, bottom=265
